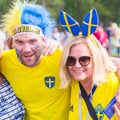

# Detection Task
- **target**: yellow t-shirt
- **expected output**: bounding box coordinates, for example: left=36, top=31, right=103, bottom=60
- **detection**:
left=69, top=73, right=119, bottom=120
left=0, top=49, right=70, bottom=120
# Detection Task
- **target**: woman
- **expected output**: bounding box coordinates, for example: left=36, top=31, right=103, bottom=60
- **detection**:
left=60, top=34, right=120, bottom=120
left=59, top=9, right=120, bottom=120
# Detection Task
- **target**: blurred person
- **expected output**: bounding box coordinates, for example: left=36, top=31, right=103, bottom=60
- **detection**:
left=59, top=28, right=70, bottom=46
left=109, top=23, right=120, bottom=57
left=0, top=29, right=7, bottom=50
left=0, top=36, right=25, bottom=119
left=0, top=74, right=25, bottom=120
left=59, top=9, right=120, bottom=120
left=105, top=21, right=113, bottom=40
left=105, top=21, right=114, bottom=54
left=51, top=25, right=61, bottom=42
left=93, top=21, right=109, bottom=50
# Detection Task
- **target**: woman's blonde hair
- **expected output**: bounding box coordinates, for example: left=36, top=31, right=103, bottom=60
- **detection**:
left=60, top=34, right=117, bottom=88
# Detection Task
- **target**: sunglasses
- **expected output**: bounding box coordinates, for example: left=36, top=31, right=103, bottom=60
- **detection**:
left=66, top=56, right=91, bottom=66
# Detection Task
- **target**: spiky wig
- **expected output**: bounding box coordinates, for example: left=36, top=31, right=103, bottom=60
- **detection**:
left=2, top=1, right=55, bottom=37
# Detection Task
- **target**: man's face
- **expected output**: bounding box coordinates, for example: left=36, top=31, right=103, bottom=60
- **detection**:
left=12, top=33, right=45, bottom=67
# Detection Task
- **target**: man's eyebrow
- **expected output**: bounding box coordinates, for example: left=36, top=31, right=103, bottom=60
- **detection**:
left=14, top=38, right=38, bottom=41
left=14, top=39, right=22, bottom=41
left=29, top=38, right=37, bottom=40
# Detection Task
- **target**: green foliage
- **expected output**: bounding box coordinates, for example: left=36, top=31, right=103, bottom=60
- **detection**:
left=0, top=0, right=8, bottom=18
left=0, top=0, right=120, bottom=26
left=64, top=0, right=120, bottom=26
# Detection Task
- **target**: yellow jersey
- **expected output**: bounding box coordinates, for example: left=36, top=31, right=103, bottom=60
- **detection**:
left=0, top=49, right=70, bottom=120
left=69, top=72, right=119, bottom=120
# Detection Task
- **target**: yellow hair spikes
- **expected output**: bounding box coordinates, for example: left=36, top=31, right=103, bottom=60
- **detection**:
left=2, top=1, right=22, bottom=35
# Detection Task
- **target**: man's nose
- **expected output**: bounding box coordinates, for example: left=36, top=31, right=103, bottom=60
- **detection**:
left=23, top=44, right=31, bottom=52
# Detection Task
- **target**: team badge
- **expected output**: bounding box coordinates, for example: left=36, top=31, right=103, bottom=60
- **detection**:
left=95, top=104, right=104, bottom=119
left=45, top=76, right=55, bottom=88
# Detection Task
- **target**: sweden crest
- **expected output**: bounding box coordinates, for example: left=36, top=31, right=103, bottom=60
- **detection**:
left=45, top=76, right=55, bottom=88
left=59, top=10, right=80, bottom=36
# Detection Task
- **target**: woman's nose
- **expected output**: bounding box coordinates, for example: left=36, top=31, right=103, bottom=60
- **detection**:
left=74, top=60, right=82, bottom=67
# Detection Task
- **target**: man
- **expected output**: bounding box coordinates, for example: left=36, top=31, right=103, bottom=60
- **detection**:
left=0, top=2, right=70, bottom=120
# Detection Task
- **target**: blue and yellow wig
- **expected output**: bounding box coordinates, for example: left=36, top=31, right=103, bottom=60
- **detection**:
left=2, top=1, right=55, bottom=37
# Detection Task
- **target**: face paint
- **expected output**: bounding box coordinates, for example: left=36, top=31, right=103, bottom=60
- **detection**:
left=13, top=33, right=45, bottom=66
left=35, top=45, right=41, bottom=51
left=15, top=48, right=22, bottom=62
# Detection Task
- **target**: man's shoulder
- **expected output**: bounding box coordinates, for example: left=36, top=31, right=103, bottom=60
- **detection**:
left=1, top=49, right=16, bottom=60
left=2, top=49, right=15, bottom=55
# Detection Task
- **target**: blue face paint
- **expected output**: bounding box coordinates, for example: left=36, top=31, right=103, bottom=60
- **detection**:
left=15, top=48, right=22, bottom=62
left=16, top=48, right=20, bottom=54
left=15, top=44, right=42, bottom=66
left=34, top=45, right=41, bottom=51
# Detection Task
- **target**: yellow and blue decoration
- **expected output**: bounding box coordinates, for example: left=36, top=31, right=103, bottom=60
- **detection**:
left=59, top=8, right=99, bottom=37
left=2, top=1, right=55, bottom=38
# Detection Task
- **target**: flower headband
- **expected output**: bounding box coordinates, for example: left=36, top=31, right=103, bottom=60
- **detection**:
left=58, top=8, right=99, bottom=37
left=2, top=1, right=55, bottom=37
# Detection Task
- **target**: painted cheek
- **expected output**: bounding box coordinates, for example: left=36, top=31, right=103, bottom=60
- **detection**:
left=15, top=48, right=21, bottom=55
left=15, top=48, right=22, bottom=62
left=34, top=45, right=41, bottom=51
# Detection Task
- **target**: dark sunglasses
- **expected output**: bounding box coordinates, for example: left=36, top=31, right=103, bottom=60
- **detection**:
left=66, top=56, right=91, bottom=66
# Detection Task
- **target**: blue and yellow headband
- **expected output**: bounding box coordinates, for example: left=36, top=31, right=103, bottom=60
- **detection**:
left=59, top=8, right=99, bottom=37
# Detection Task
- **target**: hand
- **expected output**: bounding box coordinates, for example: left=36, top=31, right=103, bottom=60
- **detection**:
left=114, top=87, right=120, bottom=120
left=113, top=104, right=120, bottom=119
left=42, top=39, right=62, bottom=56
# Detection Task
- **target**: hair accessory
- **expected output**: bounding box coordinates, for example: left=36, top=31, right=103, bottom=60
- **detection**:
left=59, top=10, right=80, bottom=36
left=2, top=1, right=55, bottom=37
left=59, top=8, right=99, bottom=37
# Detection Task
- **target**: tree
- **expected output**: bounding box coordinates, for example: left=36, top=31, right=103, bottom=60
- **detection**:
left=64, top=0, right=120, bottom=26
left=0, top=0, right=120, bottom=26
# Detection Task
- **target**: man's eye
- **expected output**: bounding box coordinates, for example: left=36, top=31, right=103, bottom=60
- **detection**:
left=31, top=40, right=35, bottom=43
left=30, top=40, right=37, bottom=44
left=16, top=41, right=23, bottom=44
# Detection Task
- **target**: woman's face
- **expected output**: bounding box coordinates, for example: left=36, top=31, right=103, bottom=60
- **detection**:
left=67, top=43, right=94, bottom=82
